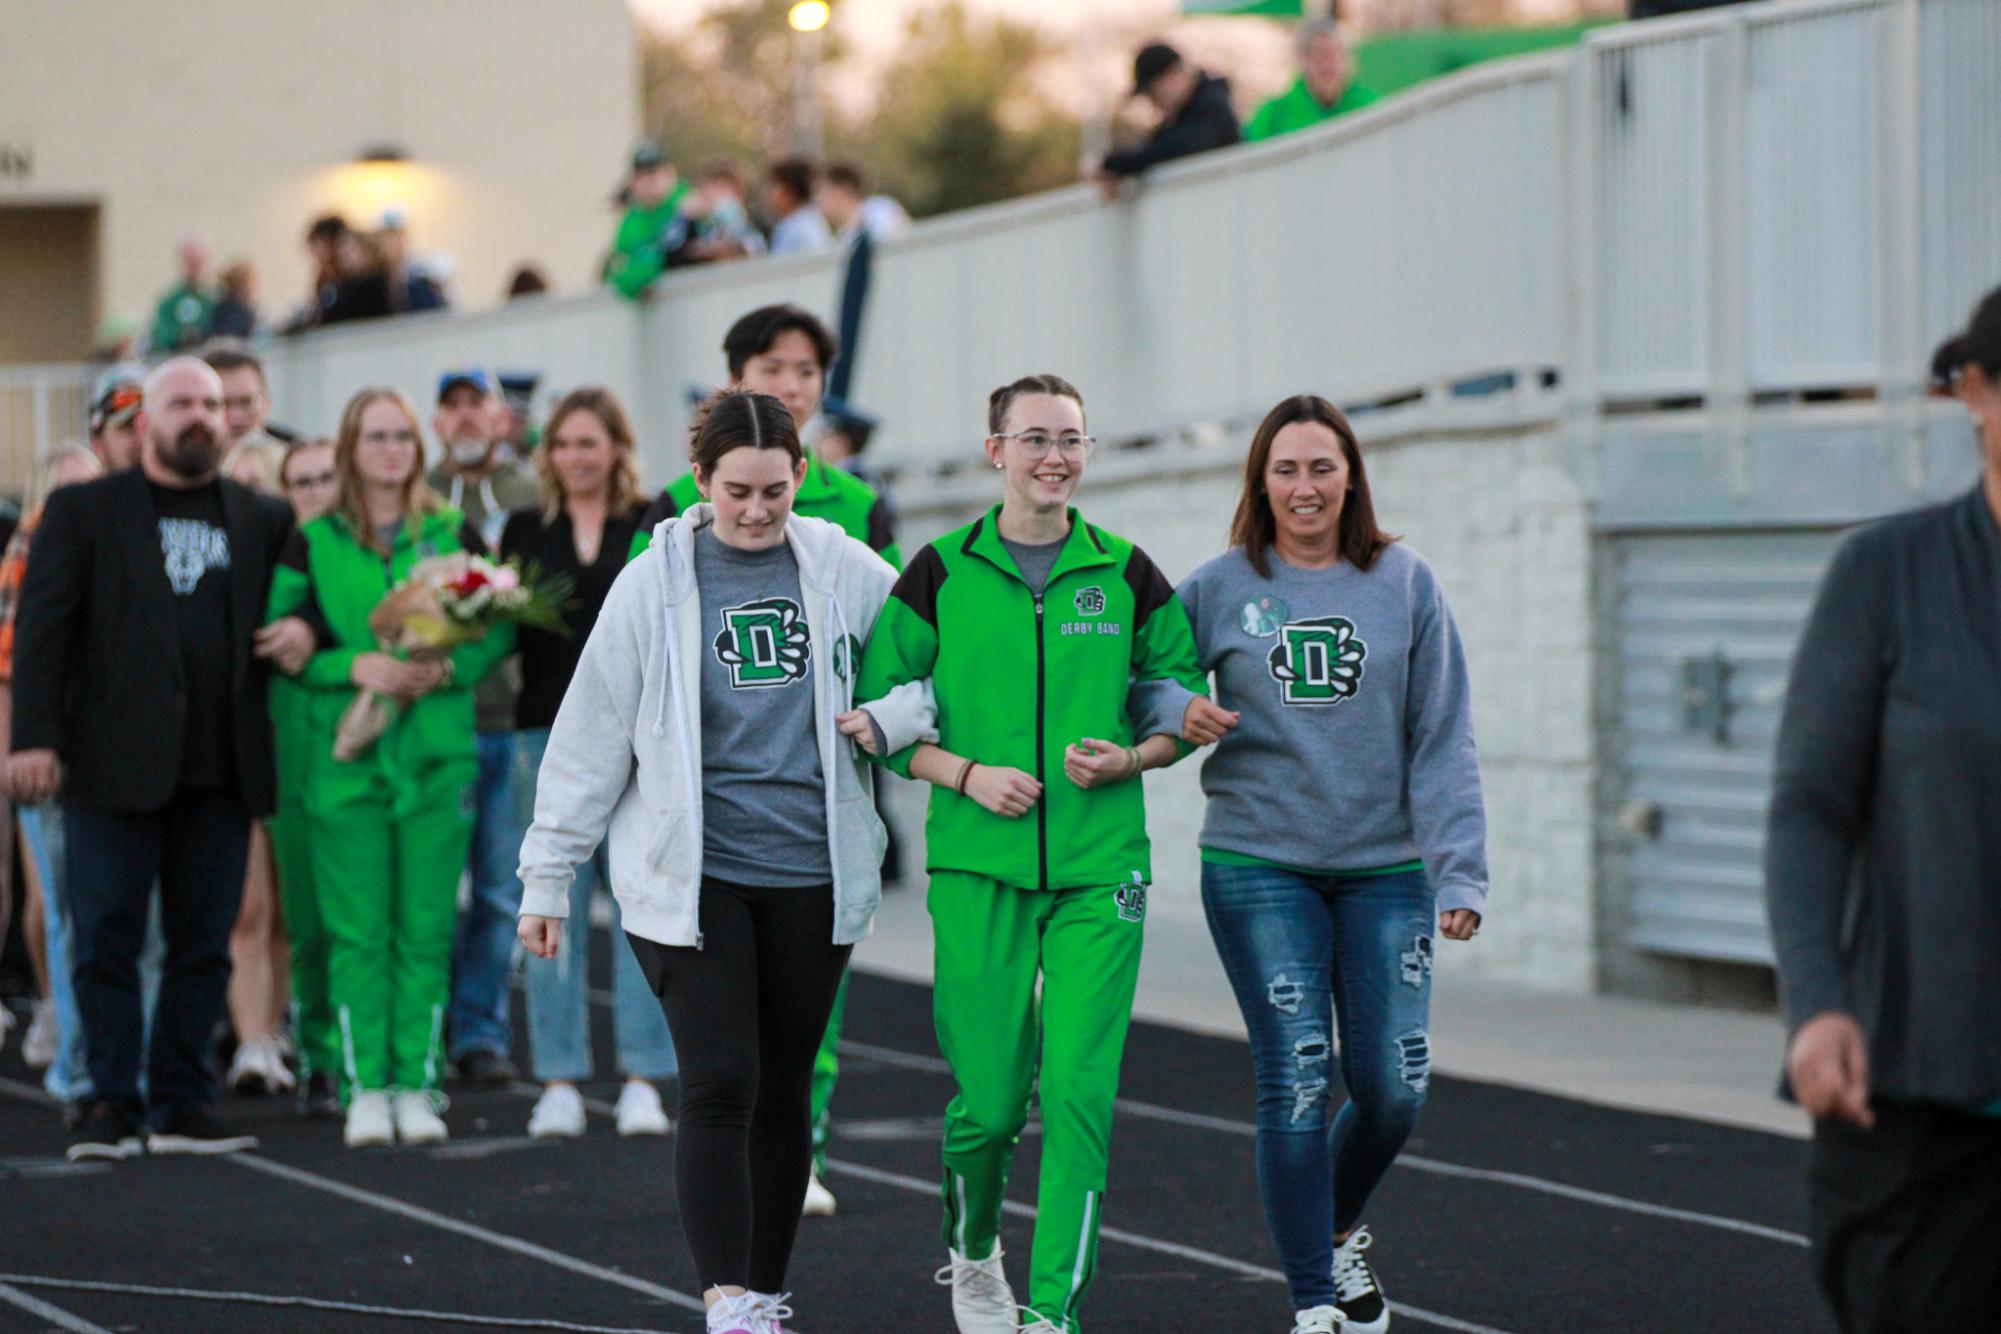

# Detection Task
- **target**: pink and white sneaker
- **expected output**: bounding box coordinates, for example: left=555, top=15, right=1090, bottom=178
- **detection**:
left=747, top=1292, right=794, bottom=1333
left=706, top=1292, right=760, bottom=1334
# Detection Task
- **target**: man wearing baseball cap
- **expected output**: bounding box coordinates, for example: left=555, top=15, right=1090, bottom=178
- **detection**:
left=604, top=138, right=692, bottom=300
left=88, top=367, right=148, bottom=474
left=423, top=365, right=538, bottom=1088
left=1097, top=40, right=1241, bottom=194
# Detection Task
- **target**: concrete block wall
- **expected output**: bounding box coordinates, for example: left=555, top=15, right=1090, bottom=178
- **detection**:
left=879, top=420, right=1598, bottom=993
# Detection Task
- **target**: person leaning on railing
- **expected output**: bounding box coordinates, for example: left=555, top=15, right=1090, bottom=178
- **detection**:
left=1765, top=283, right=2001, bottom=1331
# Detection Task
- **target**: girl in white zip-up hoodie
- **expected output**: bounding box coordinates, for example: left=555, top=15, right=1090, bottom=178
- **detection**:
left=515, top=392, right=933, bottom=1334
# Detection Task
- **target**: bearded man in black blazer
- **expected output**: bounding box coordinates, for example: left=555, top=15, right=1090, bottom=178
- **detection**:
left=10, top=357, right=316, bottom=1161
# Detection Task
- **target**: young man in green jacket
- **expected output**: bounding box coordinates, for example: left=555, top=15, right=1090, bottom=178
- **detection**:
left=632, top=303, right=898, bottom=1214
left=856, top=374, right=1208, bottom=1333
left=1244, top=19, right=1381, bottom=143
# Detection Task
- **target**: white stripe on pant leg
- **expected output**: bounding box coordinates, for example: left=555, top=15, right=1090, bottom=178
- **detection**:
left=338, top=1006, right=359, bottom=1088
left=424, top=1004, right=444, bottom=1089
left=955, top=1171, right=971, bottom=1256
left=1064, top=1189, right=1098, bottom=1326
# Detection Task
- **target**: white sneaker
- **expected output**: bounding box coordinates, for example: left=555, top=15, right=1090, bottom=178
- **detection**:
left=706, top=1291, right=762, bottom=1334
left=528, top=1084, right=587, bottom=1138
left=801, top=1170, right=837, bottom=1217
left=22, top=1002, right=58, bottom=1070
left=614, top=1079, right=671, bottom=1136
left=392, top=1090, right=449, bottom=1145
left=1015, top=1318, right=1065, bottom=1333
left=935, top=1246, right=1018, bottom=1334
left=1293, top=1306, right=1347, bottom=1333
left=746, top=1291, right=794, bottom=1334
left=344, top=1090, right=393, bottom=1147
left=248, top=1036, right=299, bottom=1093
left=1332, top=1227, right=1389, bottom=1334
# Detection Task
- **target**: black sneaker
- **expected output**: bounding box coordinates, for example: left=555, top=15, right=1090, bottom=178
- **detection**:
left=298, top=1071, right=342, bottom=1119
left=1332, top=1227, right=1389, bottom=1334
left=455, top=1050, right=517, bottom=1088
left=67, top=1101, right=144, bottom=1162
left=145, top=1106, right=260, bottom=1156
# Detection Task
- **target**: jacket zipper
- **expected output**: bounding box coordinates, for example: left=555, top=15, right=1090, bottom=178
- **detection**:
left=1033, top=591, right=1048, bottom=892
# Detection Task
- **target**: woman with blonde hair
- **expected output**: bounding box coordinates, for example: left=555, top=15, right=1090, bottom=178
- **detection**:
left=266, top=387, right=512, bottom=1147
left=219, top=430, right=300, bottom=1097
left=502, top=387, right=677, bottom=1139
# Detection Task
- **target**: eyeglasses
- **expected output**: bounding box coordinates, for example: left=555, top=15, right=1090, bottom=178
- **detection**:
left=992, top=431, right=1096, bottom=461
left=285, top=471, right=337, bottom=491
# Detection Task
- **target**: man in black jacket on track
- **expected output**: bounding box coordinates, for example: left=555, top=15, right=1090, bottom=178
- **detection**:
left=10, top=357, right=312, bottom=1163
left=1099, top=41, right=1241, bottom=197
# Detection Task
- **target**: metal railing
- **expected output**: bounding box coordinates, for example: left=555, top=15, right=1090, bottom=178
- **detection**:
left=5, top=0, right=1985, bottom=484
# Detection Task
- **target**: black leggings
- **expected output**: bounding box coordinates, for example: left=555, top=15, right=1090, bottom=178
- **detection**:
left=627, top=878, right=852, bottom=1294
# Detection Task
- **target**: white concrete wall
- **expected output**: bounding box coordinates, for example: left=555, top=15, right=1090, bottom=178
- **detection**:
left=879, top=422, right=1598, bottom=993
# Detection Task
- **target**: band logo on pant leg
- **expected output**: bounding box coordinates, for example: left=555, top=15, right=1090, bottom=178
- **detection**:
left=1114, top=882, right=1146, bottom=924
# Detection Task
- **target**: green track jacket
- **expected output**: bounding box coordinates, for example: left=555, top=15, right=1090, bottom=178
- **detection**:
left=856, top=507, right=1205, bottom=891
left=266, top=509, right=513, bottom=809
left=629, top=450, right=902, bottom=569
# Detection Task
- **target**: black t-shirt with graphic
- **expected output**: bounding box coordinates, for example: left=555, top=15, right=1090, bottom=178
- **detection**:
left=693, top=526, right=828, bottom=887
left=150, top=481, right=234, bottom=789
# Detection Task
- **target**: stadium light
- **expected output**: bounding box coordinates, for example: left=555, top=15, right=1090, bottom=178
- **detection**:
left=788, top=1, right=830, bottom=33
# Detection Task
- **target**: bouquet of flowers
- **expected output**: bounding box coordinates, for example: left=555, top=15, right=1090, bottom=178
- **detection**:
left=333, top=553, right=571, bottom=761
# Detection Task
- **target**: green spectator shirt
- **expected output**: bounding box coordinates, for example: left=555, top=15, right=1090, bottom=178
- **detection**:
left=1243, top=77, right=1383, bottom=143
left=603, top=184, right=693, bottom=300
left=150, top=282, right=216, bottom=355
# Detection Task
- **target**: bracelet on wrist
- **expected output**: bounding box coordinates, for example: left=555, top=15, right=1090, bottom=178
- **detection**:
left=955, top=758, right=978, bottom=796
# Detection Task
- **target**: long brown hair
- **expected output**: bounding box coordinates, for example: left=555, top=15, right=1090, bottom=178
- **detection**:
left=332, top=386, right=441, bottom=552
left=537, top=386, right=644, bottom=520
left=1231, top=395, right=1396, bottom=577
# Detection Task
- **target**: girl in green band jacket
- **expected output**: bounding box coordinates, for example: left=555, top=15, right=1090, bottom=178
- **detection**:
left=855, top=374, right=1209, bottom=1334
left=265, top=388, right=511, bottom=1150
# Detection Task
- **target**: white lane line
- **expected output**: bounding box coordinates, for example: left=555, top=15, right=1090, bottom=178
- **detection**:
left=227, top=1155, right=706, bottom=1315
left=823, top=1158, right=1515, bottom=1334
left=0, top=1281, right=115, bottom=1334
left=0, top=1275, right=666, bottom=1334
left=833, top=1038, right=1810, bottom=1248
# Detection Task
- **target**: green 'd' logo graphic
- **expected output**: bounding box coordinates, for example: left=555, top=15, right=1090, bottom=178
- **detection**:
left=1266, top=616, right=1366, bottom=706
left=713, top=598, right=811, bottom=689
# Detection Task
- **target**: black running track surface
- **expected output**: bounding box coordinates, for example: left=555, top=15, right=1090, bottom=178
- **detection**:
left=0, top=939, right=1825, bottom=1334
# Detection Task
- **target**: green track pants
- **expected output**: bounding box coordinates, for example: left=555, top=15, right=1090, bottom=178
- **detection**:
left=930, top=870, right=1147, bottom=1333
left=271, top=803, right=336, bottom=1083
left=811, top=969, right=849, bottom=1176
left=315, top=758, right=477, bottom=1095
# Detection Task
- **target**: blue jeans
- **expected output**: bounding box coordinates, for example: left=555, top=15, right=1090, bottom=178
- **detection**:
left=1201, top=862, right=1436, bottom=1309
left=449, top=730, right=525, bottom=1062
left=514, top=729, right=676, bottom=1082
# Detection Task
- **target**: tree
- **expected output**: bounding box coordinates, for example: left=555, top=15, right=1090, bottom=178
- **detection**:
left=842, top=2, right=1083, bottom=217
left=639, top=0, right=851, bottom=168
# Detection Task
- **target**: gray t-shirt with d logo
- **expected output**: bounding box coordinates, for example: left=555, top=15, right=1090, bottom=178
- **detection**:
left=695, top=526, right=832, bottom=887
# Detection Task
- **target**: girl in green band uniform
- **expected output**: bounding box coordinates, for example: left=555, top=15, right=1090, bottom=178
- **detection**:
left=854, top=374, right=1211, bottom=1334
left=265, top=388, right=512, bottom=1148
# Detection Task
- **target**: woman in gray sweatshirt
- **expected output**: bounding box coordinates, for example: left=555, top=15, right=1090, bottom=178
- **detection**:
left=1140, top=394, right=1488, bottom=1334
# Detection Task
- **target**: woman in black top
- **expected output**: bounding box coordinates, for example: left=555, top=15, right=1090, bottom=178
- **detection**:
left=502, top=387, right=678, bottom=1140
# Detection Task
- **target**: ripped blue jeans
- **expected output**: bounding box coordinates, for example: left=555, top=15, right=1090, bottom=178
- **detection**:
left=1201, top=862, right=1435, bottom=1309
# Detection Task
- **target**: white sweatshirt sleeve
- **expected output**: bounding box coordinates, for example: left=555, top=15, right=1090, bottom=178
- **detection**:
left=516, top=566, right=652, bottom=919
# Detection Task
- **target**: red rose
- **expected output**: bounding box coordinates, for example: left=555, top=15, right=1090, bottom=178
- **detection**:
left=449, top=569, right=491, bottom=597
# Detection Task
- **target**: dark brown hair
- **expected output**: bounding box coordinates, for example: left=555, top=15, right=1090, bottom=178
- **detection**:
left=1231, top=395, right=1396, bottom=577
left=987, top=373, right=1085, bottom=435
left=824, top=161, right=866, bottom=194
left=689, top=390, right=801, bottom=477
left=200, top=338, right=266, bottom=386
left=766, top=157, right=815, bottom=206
left=723, top=304, right=838, bottom=379
left=1931, top=284, right=2001, bottom=391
